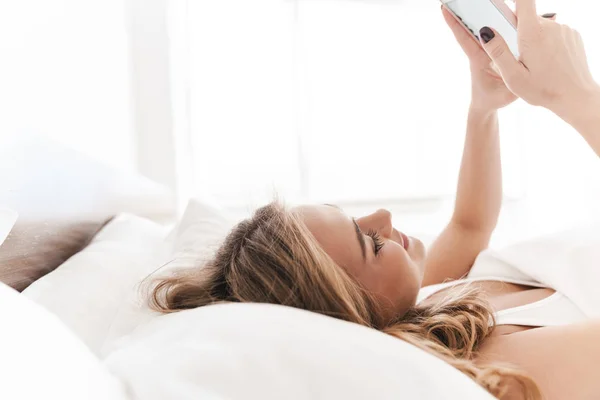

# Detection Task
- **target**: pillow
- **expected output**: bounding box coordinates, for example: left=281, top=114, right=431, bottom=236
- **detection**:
left=105, top=303, right=494, bottom=400
left=23, top=214, right=171, bottom=356
left=168, top=197, right=235, bottom=259
left=0, top=207, right=17, bottom=246
left=102, top=198, right=234, bottom=358
left=0, top=132, right=176, bottom=222
left=0, top=282, right=128, bottom=400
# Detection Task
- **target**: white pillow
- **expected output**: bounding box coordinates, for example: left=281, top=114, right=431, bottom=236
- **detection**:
left=105, top=303, right=494, bottom=400
left=23, top=213, right=171, bottom=356
left=168, top=197, right=235, bottom=257
left=0, top=132, right=176, bottom=223
left=0, top=283, right=128, bottom=400
left=102, top=198, right=234, bottom=358
left=0, top=206, right=17, bottom=246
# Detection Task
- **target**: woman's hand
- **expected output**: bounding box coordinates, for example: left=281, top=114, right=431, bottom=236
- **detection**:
left=477, top=0, right=599, bottom=121
left=442, top=7, right=517, bottom=113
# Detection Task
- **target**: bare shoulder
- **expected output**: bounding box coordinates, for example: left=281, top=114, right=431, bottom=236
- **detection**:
left=478, top=320, right=600, bottom=400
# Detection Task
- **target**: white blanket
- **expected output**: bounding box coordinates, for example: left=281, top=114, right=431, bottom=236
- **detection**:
left=470, top=222, right=600, bottom=318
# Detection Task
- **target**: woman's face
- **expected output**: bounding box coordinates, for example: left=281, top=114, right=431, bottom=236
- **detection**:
left=296, top=205, right=426, bottom=319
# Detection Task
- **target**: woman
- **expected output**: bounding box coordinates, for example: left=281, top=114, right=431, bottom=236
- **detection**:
left=151, top=1, right=600, bottom=398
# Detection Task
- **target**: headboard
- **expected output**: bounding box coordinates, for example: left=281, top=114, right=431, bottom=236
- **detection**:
left=0, top=132, right=176, bottom=290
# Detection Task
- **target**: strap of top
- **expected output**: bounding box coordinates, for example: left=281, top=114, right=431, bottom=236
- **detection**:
left=418, top=277, right=586, bottom=327
left=417, top=276, right=544, bottom=304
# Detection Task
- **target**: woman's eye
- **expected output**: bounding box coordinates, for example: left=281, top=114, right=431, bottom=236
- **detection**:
left=366, top=229, right=385, bottom=256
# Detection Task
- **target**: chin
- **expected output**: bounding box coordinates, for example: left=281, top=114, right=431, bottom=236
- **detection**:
left=408, top=236, right=426, bottom=261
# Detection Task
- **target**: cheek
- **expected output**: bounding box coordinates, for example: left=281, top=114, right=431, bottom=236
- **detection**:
left=378, top=247, right=421, bottom=311
left=386, top=246, right=418, bottom=281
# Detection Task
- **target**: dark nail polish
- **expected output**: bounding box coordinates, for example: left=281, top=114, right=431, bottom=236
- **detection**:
left=542, top=12, right=556, bottom=18
left=480, top=27, right=495, bottom=43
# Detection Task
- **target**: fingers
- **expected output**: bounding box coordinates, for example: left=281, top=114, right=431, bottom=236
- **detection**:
left=479, top=27, right=527, bottom=86
left=516, top=0, right=539, bottom=23
left=441, top=6, right=484, bottom=59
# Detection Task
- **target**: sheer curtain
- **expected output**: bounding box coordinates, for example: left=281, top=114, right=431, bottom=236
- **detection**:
left=174, top=0, right=525, bottom=211
left=505, top=0, right=600, bottom=238
left=171, top=0, right=600, bottom=238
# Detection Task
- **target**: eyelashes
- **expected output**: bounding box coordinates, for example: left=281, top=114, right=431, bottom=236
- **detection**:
left=366, top=229, right=385, bottom=256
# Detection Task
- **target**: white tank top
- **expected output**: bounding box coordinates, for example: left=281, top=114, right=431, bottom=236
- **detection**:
left=417, top=277, right=587, bottom=327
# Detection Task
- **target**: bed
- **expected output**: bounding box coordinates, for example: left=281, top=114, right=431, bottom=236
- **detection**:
left=0, top=132, right=496, bottom=400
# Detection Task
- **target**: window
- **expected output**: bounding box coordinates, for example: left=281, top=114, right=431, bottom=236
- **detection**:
left=177, top=0, right=530, bottom=210
left=172, top=0, right=600, bottom=239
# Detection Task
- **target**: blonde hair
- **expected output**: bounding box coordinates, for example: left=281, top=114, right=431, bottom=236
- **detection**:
left=150, top=202, right=541, bottom=399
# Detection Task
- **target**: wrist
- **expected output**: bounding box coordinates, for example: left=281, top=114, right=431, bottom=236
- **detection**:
left=553, top=84, right=600, bottom=129
left=468, top=104, right=498, bottom=120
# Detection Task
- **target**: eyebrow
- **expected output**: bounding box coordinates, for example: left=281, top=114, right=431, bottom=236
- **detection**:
left=352, top=218, right=367, bottom=262
left=324, top=204, right=367, bottom=261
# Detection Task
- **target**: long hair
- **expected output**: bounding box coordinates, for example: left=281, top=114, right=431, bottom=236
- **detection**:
left=149, top=202, right=541, bottom=399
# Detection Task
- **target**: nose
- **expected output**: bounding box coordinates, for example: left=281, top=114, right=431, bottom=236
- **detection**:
left=356, top=209, right=393, bottom=238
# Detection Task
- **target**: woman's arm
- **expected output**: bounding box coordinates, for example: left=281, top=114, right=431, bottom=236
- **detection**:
left=558, top=88, right=600, bottom=158
left=422, top=8, right=513, bottom=287
left=480, top=0, right=600, bottom=157
left=453, top=108, right=502, bottom=233
left=422, top=108, right=502, bottom=287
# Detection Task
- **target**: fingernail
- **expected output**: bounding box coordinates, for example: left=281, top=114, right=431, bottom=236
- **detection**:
left=542, top=13, right=556, bottom=18
left=480, top=27, right=495, bottom=43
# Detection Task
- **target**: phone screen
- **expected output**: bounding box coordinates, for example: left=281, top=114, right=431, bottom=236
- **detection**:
left=443, top=0, right=519, bottom=57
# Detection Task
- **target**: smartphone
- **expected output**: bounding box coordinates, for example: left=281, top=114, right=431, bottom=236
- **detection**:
left=441, top=0, right=519, bottom=58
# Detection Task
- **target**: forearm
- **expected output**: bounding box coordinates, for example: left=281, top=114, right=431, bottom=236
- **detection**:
left=555, top=87, right=600, bottom=158
left=452, top=106, right=502, bottom=233
left=422, top=108, right=502, bottom=286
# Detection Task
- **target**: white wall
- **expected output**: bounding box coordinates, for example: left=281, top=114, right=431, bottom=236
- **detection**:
left=0, top=0, right=180, bottom=194
left=0, top=1, right=136, bottom=171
